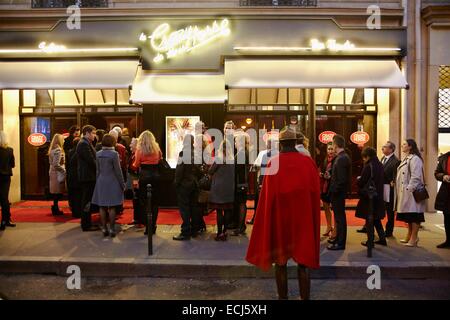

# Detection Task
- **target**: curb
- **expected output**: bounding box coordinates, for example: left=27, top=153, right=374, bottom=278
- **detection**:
left=1, top=256, right=450, bottom=279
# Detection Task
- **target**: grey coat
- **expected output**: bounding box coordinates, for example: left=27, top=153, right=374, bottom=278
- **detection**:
left=49, top=147, right=66, bottom=194
left=394, top=154, right=426, bottom=213
left=208, top=161, right=235, bottom=204
left=92, top=147, right=125, bottom=207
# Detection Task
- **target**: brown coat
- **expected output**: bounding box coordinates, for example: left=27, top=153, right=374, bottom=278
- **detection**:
left=49, top=147, right=66, bottom=194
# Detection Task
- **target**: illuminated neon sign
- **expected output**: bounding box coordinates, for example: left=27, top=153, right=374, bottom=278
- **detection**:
left=139, top=19, right=231, bottom=63
left=234, top=39, right=401, bottom=53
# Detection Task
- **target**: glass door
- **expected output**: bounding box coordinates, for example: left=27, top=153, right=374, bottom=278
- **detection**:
left=315, top=114, right=376, bottom=196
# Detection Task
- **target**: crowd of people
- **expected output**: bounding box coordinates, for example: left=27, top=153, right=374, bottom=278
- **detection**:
left=1, top=121, right=450, bottom=298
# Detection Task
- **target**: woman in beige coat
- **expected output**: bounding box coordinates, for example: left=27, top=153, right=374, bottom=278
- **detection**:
left=395, top=139, right=426, bottom=247
left=48, top=134, right=66, bottom=216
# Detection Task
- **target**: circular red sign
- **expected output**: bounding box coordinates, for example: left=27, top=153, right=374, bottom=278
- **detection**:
left=318, top=131, right=336, bottom=144
left=27, top=133, right=47, bottom=147
left=350, top=131, right=370, bottom=145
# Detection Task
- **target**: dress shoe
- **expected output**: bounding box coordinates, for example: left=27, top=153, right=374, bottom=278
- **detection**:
left=214, top=233, right=227, bottom=241
left=374, top=239, right=388, bottom=246
left=327, top=243, right=345, bottom=251
left=82, top=225, right=100, bottom=232
left=361, top=241, right=372, bottom=247
left=231, top=228, right=246, bottom=236
left=0, top=222, right=5, bottom=231
left=436, top=242, right=450, bottom=249
left=51, top=205, right=64, bottom=216
left=357, top=227, right=367, bottom=233
left=173, top=234, right=191, bottom=241
left=327, top=238, right=337, bottom=244
left=385, top=233, right=393, bottom=238
left=109, top=229, right=116, bottom=238
left=4, top=221, right=16, bottom=227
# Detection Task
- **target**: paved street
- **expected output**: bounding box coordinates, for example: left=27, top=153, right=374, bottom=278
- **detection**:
left=0, top=274, right=449, bottom=300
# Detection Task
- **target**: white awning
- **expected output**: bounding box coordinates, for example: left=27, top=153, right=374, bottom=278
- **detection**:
left=130, top=70, right=226, bottom=104
left=224, top=59, right=408, bottom=89
left=0, top=59, right=139, bottom=89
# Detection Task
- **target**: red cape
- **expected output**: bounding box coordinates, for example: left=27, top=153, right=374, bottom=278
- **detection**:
left=246, top=152, right=321, bottom=271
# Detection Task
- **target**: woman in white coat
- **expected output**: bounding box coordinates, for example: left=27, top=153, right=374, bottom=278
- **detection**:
left=395, top=139, right=426, bottom=247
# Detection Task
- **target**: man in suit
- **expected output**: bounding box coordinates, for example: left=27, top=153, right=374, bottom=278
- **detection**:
left=76, top=125, right=99, bottom=232
left=380, top=141, right=401, bottom=237
left=327, top=134, right=352, bottom=251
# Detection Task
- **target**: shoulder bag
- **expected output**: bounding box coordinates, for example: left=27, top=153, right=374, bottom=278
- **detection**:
left=408, top=157, right=429, bottom=202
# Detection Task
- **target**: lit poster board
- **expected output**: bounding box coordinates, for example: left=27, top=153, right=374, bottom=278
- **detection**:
left=165, top=116, right=200, bottom=168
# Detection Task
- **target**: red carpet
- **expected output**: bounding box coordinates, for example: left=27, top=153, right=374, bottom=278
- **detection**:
left=9, top=200, right=406, bottom=228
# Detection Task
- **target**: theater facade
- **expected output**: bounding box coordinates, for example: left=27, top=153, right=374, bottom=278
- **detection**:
left=0, top=8, right=411, bottom=205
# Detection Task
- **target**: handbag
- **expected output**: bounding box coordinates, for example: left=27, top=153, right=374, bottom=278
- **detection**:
left=198, top=190, right=210, bottom=204
left=158, top=158, right=172, bottom=181
left=360, top=164, right=378, bottom=200
left=408, top=158, right=429, bottom=202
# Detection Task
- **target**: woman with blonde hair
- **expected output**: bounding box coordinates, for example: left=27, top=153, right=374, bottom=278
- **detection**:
left=133, top=130, right=162, bottom=235
left=0, top=131, right=16, bottom=230
left=48, top=133, right=66, bottom=216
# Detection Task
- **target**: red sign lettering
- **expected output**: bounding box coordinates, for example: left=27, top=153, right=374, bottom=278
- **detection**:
left=350, top=131, right=370, bottom=145
left=27, top=133, right=47, bottom=147
left=318, top=131, right=336, bottom=144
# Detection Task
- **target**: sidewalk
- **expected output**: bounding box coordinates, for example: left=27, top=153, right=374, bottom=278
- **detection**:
left=0, top=213, right=449, bottom=279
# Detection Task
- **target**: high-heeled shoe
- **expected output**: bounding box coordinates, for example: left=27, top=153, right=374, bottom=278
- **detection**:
left=322, top=227, right=333, bottom=237
left=404, top=238, right=419, bottom=247
left=400, top=238, right=410, bottom=243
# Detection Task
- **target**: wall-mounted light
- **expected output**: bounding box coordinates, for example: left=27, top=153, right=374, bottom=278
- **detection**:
left=0, top=42, right=139, bottom=55
left=246, top=117, right=253, bottom=125
left=234, top=39, right=401, bottom=53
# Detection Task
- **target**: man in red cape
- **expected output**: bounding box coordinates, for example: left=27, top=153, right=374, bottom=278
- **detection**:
left=246, top=127, right=321, bottom=300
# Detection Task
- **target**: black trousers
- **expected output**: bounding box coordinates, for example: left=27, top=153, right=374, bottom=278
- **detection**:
left=176, top=185, right=201, bottom=236
left=0, top=175, right=11, bottom=223
left=444, top=210, right=450, bottom=243
left=331, top=193, right=347, bottom=247
left=138, top=166, right=160, bottom=230
left=68, top=186, right=82, bottom=218
left=80, top=181, right=96, bottom=230
left=374, top=219, right=386, bottom=240
left=384, top=189, right=395, bottom=235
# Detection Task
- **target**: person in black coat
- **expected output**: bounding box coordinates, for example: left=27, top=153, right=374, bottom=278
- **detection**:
left=67, top=137, right=81, bottom=218
left=0, top=131, right=16, bottom=230
left=380, top=141, right=401, bottom=237
left=173, top=134, right=202, bottom=241
left=63, top=125, right=80, bottom=161
left=76, top=125, right=99, bottom=232
left=356, top=147, right=387, bottom=247
left=327, top=135, right=352, bottom=251
left=434, top=151, right=450, bottom=248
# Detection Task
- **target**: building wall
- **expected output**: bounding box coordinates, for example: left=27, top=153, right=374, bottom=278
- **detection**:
left=1, top=90, right=21, bottom=203
left=0, top=0, right=404, bottom=10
